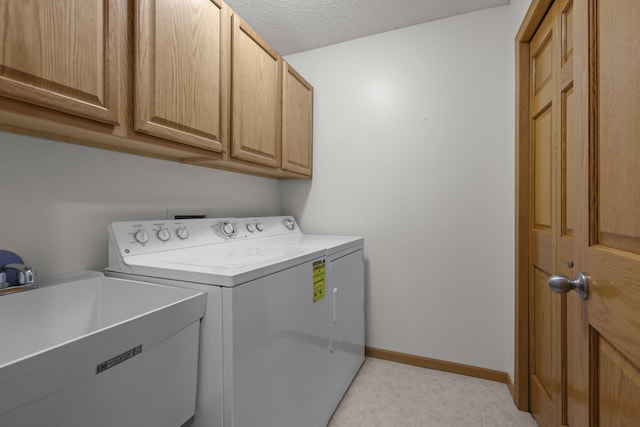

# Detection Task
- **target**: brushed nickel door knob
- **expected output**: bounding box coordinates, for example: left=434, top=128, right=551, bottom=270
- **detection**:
left=548, top=272, right=589, bottom=300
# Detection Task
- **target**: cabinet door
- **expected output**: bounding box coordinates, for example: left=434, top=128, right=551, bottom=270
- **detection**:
left=282, top=62, right=313, bottom=176
left=0, top=0, right=119, bottom=124
left=231, top=14, right=281, bottom=168
left=135, top=0, right=227, bottom=152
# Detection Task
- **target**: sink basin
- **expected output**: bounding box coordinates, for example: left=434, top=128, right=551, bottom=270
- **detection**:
left=0, top=271, right=206, bottom=426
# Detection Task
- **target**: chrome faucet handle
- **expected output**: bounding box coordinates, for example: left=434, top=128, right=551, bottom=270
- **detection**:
left=0, top=262, right=37, bottom=295
left=3, top=263, right=36, bottom=286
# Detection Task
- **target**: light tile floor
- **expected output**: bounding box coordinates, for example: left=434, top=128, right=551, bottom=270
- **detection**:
left=328, top=358, right=537, bottom=427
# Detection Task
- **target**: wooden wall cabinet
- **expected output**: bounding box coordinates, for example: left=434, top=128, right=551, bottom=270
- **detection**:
left=0, top=0, right=120, bottom=125
left=282, top=62, right=313, bottom=177
left=230, top=13, right=282, bottom=168
left=0, top=0, right=313, bottom=179
left=228, top=12, right=314, bottom=177
left=135, top=0, right=228, bottom=153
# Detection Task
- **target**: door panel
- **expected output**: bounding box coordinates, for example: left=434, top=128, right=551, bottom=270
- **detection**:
left=532, top=35, right=554, bottom=107
left=327, top=249, right=365, bottom=422
left=557, top=5, right=581, bottom=426
left=282, top=62, right=313, bottom=176
left=561, top=85, right=575, bottom=240
left=521, top=0, right=640, bottom=424
left=595, top=0, right=640, bottom=254
left=587, top=0, right=640, bottom=370
left=534, top=107, right=553, bottom=232
left=135, top=0, right=226, bottom=151
left=0, top=0, right=119, bottom=124
left=529, top=7, right=561, bottom=425
left=231, top=14, right=281, bottom=167
left=557, top=83, right=575, bottom=282
left=561, top=2, right=574, bottom=66
left=597, top=337, right=640, bottom=425
left=329, top=250, right=364, bottom=351
left=572, top=0, right=640, bottom=424
left=531, top=267, right=555, bottom=404
left=565, top=291, right=588, bottom=426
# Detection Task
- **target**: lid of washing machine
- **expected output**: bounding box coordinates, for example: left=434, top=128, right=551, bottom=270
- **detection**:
left=121, top=238, right=325, bottom=287
left=267, top=234, right=364, bottom=256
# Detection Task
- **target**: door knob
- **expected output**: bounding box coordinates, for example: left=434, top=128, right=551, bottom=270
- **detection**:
left=548, top=272, right=589, bottom=300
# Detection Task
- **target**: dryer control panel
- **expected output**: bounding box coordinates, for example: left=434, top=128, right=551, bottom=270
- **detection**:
left=108, top=216, right=301, bottom=257
left=231, top=217, right=299, bottom=240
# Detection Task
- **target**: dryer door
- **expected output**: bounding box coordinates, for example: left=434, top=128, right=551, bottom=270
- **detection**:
left=328, top=249, right=365, bottom=414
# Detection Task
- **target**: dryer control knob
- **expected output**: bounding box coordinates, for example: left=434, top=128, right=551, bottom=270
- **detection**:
left=221, top=222, right=235, bottom=236
left=246, top=223, right=255, bottom=233
left=157, top=228, right=171, bottom=242
left=176, top=227, right=189, bottom=240
left=134, top=229, right=149, bottom=244
left=256, top=223, right=264, bottom=232
left=283, top=219, right=295, bottom=230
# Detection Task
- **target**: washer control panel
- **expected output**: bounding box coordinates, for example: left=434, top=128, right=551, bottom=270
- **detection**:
left=109, top=216, right=300, bottom=257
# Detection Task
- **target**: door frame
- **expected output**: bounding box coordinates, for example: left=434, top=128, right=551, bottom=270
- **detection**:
left=514, top=0, right=555, bottom=412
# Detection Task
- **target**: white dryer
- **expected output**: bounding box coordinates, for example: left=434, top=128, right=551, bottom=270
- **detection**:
left=105, top=216, right=364, bottom=427
left=264, top=232, right=366, bottom=417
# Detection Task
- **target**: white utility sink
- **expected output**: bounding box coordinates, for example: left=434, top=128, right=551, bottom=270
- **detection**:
left=0, top=271, right=206, bottom=427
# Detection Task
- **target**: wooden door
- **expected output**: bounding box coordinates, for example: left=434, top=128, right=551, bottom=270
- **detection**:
left=572, top=0, right=640, bottom=424
left=528, top=2, right=563, bottom=424
left=555, top=1, right=590, bottom=426
left=0, top=0, right=119, bottom=124
left=282, top=62, right=313, bottom=176
left=135, top=0, right=227, bottom=152
left=522, top=0, right=640, bottom=425
left=230, top=13, right=281, bottom=168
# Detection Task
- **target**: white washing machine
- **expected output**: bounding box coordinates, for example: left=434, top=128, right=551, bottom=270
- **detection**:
left=105, top=216, right=364, bottom=427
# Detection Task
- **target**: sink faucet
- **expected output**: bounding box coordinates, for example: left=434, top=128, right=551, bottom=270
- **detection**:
left=0, top=263, right=36, bottom=295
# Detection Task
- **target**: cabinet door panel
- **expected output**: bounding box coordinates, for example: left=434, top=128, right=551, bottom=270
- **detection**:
left=0, top=0, right=119, bottom=124
left=135, top=0, right=226, bottom=152
left=282, top=62, right=313, bottom=176
left=231, top=14, right=281, bottom=168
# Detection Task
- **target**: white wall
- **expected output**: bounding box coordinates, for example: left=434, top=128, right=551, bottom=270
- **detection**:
left=0, top=0, right=532, bottom=379
left=282, top=2, right=529, bottom=375
left=0, top=132, right=280, bottom=275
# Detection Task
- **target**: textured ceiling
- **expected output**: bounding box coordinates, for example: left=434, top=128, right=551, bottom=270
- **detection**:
left=224, top=0, right=511, bottom=56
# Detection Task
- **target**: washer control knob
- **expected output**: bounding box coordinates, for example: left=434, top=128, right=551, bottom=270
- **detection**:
left=221, top=222, right=235, bottom=236
left=256, top=223, right=264, bottom=232
left=134, top=229, right=149, bottom=244
left=246, top=223, right=255, bottom=233
left=157, top=228, right=171, bottom=242
left=176, top=227, right=189, bottom=240
left=283, top=219, right=295, bottom=230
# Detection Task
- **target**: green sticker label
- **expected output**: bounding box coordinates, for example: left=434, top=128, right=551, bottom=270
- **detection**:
left=313, top=260, right=325, bottom=303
